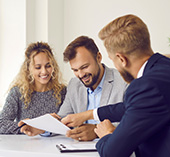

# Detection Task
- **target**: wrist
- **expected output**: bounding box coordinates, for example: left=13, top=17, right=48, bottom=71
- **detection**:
left=85, top=110, right=94, bottom=120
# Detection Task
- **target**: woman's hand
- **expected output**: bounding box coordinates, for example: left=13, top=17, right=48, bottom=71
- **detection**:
left=18, top=120, right=45, bottom=136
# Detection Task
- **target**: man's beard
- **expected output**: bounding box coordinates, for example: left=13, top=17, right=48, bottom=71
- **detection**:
left=79, top=65, right=101, bottom=88
left=120, top=69, right=134, bottom=83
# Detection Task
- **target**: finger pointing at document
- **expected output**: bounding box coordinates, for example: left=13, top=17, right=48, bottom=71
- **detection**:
left=61, top=110, right=94, bottom=127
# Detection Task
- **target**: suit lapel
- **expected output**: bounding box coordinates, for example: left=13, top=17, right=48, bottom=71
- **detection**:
left=79, top=84, right=88, bottom=112
left=100, top=65, right=114, bottom=107
left=78, top=64, right=114, bottom=111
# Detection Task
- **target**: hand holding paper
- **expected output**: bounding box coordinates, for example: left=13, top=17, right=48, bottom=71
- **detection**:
left=22, top=114, right=70, bottom=135
left=18, top=120, right=45, bottom=136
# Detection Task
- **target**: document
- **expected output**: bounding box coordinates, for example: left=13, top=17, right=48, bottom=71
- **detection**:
left=22, top=114, right=70, bottom=135
left=56, top=141, right=97, bottom=152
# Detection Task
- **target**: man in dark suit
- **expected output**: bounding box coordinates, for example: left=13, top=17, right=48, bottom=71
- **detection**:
left=62, top=14, right=170, bottom=157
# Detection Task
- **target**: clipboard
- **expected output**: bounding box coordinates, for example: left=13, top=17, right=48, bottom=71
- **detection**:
left=56, top=143, right=97, bottom=153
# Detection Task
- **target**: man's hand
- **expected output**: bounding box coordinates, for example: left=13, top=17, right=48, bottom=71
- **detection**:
left=94, top=119, right=116, bottom=138
left=18, top=120, right=45, bottom=136
left=66, top=124, right=97, bottom=141
left=61, top=110, right=93, bottom=127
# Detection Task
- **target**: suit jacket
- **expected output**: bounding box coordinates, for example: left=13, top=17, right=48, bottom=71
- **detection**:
left=96, top=53, right=170, bottom=157
left=58, top=64, right=127, bottom=118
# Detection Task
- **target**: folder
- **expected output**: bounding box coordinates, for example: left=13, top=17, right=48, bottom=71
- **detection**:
left=56, top=142, right=97, bottom=153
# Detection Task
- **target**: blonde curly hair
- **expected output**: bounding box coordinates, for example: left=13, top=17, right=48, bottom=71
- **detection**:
left=9, top=42, right=65, bottom=108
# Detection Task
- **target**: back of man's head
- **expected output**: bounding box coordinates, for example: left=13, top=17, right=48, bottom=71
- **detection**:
left=98, top=14, right=152, bottom=57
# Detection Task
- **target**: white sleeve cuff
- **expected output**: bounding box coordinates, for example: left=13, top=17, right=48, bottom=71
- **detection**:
left=93, top=108, right=100, bottom=122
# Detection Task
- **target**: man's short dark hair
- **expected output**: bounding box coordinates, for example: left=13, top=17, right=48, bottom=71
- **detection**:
left=63, top=36, right=99, bottom=62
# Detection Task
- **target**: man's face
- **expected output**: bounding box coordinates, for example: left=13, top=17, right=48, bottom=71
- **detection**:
left=69, top=46, right=101, bottom=89
left=108, top=52, right=134, bottom=83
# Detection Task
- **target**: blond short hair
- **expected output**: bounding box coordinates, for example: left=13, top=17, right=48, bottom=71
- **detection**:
left=98, top=14, right=151, bottom=56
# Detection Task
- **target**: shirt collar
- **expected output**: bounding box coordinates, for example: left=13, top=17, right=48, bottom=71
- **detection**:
left=137, top=61, right=148, bottom=78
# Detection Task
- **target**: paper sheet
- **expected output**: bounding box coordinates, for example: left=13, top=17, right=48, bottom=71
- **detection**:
left=22, top=114, right=70, bottom=135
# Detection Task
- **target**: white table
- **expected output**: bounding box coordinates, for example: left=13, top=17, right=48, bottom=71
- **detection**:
left=0, top=135, right=99, bottom=157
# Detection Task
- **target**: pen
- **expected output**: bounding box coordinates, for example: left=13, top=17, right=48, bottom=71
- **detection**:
left=58, top=117, right=62, bottom=121
left=18, top=123, right=27, bottom=129
left=13, top=123, right=27, bottom=132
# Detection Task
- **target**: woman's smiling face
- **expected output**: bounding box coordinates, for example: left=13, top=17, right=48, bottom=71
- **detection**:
left=30, top=52, right=53, bottom=91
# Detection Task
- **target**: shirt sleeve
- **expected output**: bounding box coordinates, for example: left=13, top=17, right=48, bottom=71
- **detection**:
left=93, top=108, right=100, bottom=121
left=39, top=131, right=52, bottom=137
left=0, top=87, right=21, bottom=134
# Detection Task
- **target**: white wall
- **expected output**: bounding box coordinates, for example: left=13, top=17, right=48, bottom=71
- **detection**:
left=26, top=0, right=64, bottom=71
left=48, top=0, right=64, bottom=72
left=26, top=0, right=48, bottom=43
left=0, top=0, right=26, bottom=106
left=1, top=0, right=170, bottom=107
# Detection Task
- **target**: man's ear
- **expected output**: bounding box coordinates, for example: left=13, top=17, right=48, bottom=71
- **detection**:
left=115, top=53, right=127, bottom=67
left=96, top=52, right=102, bottom=63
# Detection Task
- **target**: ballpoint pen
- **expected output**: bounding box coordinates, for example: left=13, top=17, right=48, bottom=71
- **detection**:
left=18, top=123, right=27, bottom=129
left=13, top=123, right=27, bottom=132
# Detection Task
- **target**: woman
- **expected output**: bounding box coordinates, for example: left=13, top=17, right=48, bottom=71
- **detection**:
left=0, top=42, right=66, bottom=134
